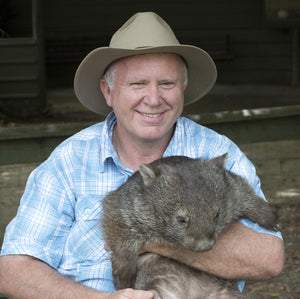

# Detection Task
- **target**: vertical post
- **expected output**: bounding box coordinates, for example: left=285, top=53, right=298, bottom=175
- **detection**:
left=32, top=0, right=37, bottom=40
left=291, top=27, right=299, bottom=86
left=32, top=0, right=47, bottom=107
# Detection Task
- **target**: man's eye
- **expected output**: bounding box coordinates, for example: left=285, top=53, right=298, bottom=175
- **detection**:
left=161, top=82, right=174, bottom=88
left=131, top=82, right=145, bottom=87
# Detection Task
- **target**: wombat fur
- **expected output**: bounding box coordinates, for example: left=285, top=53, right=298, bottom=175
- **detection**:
left=135, top=253, right=241, bottom=299
left=101, top=154, right=278, bottom=298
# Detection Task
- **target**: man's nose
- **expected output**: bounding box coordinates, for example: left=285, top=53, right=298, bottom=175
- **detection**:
left=143, top=84, right=163, bottom=106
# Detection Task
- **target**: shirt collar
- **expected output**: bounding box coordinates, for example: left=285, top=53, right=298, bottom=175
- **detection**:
left=99, top=113, right=194, bottom=172
left=164, top=117, right=196, bottom=158
left=99, top=112, right=118, bottom=172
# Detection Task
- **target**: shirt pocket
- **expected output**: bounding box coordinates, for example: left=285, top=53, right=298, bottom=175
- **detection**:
left=65, top=194, right=110, bottom=264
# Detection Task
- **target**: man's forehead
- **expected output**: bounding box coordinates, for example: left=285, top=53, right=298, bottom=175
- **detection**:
left=116, top=53, right=184, bottom=67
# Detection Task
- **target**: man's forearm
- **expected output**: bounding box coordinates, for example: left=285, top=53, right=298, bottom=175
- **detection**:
left=0, top=255, right=103, bottom=299
left=144, top=222, right=284, bottom=281
left=0, top=255, right=154, bottom=299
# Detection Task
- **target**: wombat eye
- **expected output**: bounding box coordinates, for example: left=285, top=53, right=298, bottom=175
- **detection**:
left=176, top=216, right=189, bottom=227
left=215, top=210, right=220, bottom=221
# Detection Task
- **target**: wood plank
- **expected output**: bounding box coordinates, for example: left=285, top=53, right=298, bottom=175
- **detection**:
left=0, top=39, right=38, bottom=63
left=0, top=92, right=39, bottom=100
left=0, top=75, right=38, bottom=82
left=44, top=0, right=259, bottom=14
left=230, top=57, right=291, bottom=70
left=0, top=81, right=40, bottom=94
left=5, top=0, right=32, bottom=37
left=233, top=43, right=291, bottom=57
left=187, top=105, right=300, bottom=124
left=0, top=38, right=37, bottom=45
left=229, top=70, right=291, bottom=84
left=0, top=64, right=39, bottom=78
left=230, top=29, right=290, bottom=43
left=0, top=121, right=96, bottom=140
left=1, top=0, right=283, bottom=86
left=207, top=115, right=300, bottom=144
left=43, top=0, right=263, bottom=33
left=1, top=115, right=299, bottom=165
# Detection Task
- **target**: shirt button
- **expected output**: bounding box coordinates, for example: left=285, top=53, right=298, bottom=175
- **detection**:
left=85, top=208, right=91, bottom=215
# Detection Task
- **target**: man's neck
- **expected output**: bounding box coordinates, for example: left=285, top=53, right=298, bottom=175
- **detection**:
left=113, top=125, right=173, bottom=171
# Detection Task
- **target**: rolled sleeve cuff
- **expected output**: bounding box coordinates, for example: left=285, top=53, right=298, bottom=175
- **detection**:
left=1, top=237, right=62, bottom=268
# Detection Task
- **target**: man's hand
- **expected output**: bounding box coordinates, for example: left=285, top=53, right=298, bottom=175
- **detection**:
left=0, top=255, right=154, bottom=299
left=103, top=289, right=154, bottom=299
left=104, top=243, right=111, bottom=251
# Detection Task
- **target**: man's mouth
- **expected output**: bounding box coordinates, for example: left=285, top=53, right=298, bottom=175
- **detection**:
left=141, top=112, right=161, bottom=118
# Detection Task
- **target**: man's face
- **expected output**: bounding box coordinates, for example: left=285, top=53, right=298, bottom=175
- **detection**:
left=101, top=53, right=186, bottom=144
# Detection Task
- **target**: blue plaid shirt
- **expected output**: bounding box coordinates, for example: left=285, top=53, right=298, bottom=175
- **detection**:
left=1, top=112, right=282, bottom=292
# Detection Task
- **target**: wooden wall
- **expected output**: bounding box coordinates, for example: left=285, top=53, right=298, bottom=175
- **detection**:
left=1, top=0, right=32, bottom=37
left=0, top=0, right=46, bottom=118
left=1, top=0, right=298, bottom=88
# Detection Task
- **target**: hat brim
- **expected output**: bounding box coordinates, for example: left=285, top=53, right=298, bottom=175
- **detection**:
left=74, top=45, right=217, bottom=115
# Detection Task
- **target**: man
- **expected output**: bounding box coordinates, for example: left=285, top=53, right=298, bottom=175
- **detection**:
left=0, top=12, right=284, bottom=299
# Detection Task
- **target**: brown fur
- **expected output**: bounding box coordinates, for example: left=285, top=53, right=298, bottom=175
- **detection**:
left=101, top=154, right=278, bottom=297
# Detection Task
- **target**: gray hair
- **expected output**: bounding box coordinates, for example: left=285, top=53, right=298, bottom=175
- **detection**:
left=103, top=56, right=188, bottom=91
left=103, top=61, right=118, bottom=90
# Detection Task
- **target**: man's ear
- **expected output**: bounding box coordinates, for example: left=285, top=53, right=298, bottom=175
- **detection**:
left=100, top=78, right=112, bottom=107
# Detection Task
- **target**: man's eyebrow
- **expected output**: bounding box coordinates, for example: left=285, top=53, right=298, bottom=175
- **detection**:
left=160, top=78, right=176, bottom=81
left=130, top=79, right=147, bottom=83
left=159, top=78, right=179, bottom=83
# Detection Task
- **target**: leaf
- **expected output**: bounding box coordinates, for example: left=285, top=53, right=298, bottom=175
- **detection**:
left=250, top=285, right=266, bottom=292
left=283, top=283, right=291, bottom=293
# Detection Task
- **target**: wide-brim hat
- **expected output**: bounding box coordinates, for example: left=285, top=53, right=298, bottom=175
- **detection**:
left=74, top=12, right=217, bottom=115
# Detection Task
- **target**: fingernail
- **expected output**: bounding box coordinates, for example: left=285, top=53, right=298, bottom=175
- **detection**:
left=144, top=291, right=153, bottom=298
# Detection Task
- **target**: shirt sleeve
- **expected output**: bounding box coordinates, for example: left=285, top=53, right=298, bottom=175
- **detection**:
left=224, top=139, right=283, bottom=240
left=1, top=157, right=75, bottom=268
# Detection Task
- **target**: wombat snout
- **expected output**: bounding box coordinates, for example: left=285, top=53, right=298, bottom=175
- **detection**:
left=197, top=238, right=216, bottom=252
left=184, top=235, right=216, bottom=252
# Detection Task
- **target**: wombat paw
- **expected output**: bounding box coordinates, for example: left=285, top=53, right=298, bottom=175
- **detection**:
left=111, top=255, right=138, bottom=289
left=113, top=270, right=137, bottom=289
left=150, top=290, right=162, bottom=299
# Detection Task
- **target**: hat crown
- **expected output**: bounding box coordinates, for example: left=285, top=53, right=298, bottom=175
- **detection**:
left=110, top=12, right=180, bottom=49
left=74, top=12, right=217, bottom=115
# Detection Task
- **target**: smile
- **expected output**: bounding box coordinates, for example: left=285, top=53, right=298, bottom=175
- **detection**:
left=141, top=113, right=161, bottom=118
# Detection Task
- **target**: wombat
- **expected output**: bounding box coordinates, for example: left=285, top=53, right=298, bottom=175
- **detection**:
left=101, top=154, right=278, bottom=297
left=135, top=253, right=242, bottom=298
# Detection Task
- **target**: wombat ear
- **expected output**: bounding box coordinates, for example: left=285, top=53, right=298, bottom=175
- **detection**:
left=211, top=153, right=228, bottom=168
left=139, top=164, right=157, bottom=186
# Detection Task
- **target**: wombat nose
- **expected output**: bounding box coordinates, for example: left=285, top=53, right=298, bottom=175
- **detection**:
left=184, top=236, right=216, bottom=252
left=197, top=239, right=215, bottom=252
left=194, top=238, right=216, bottom=252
